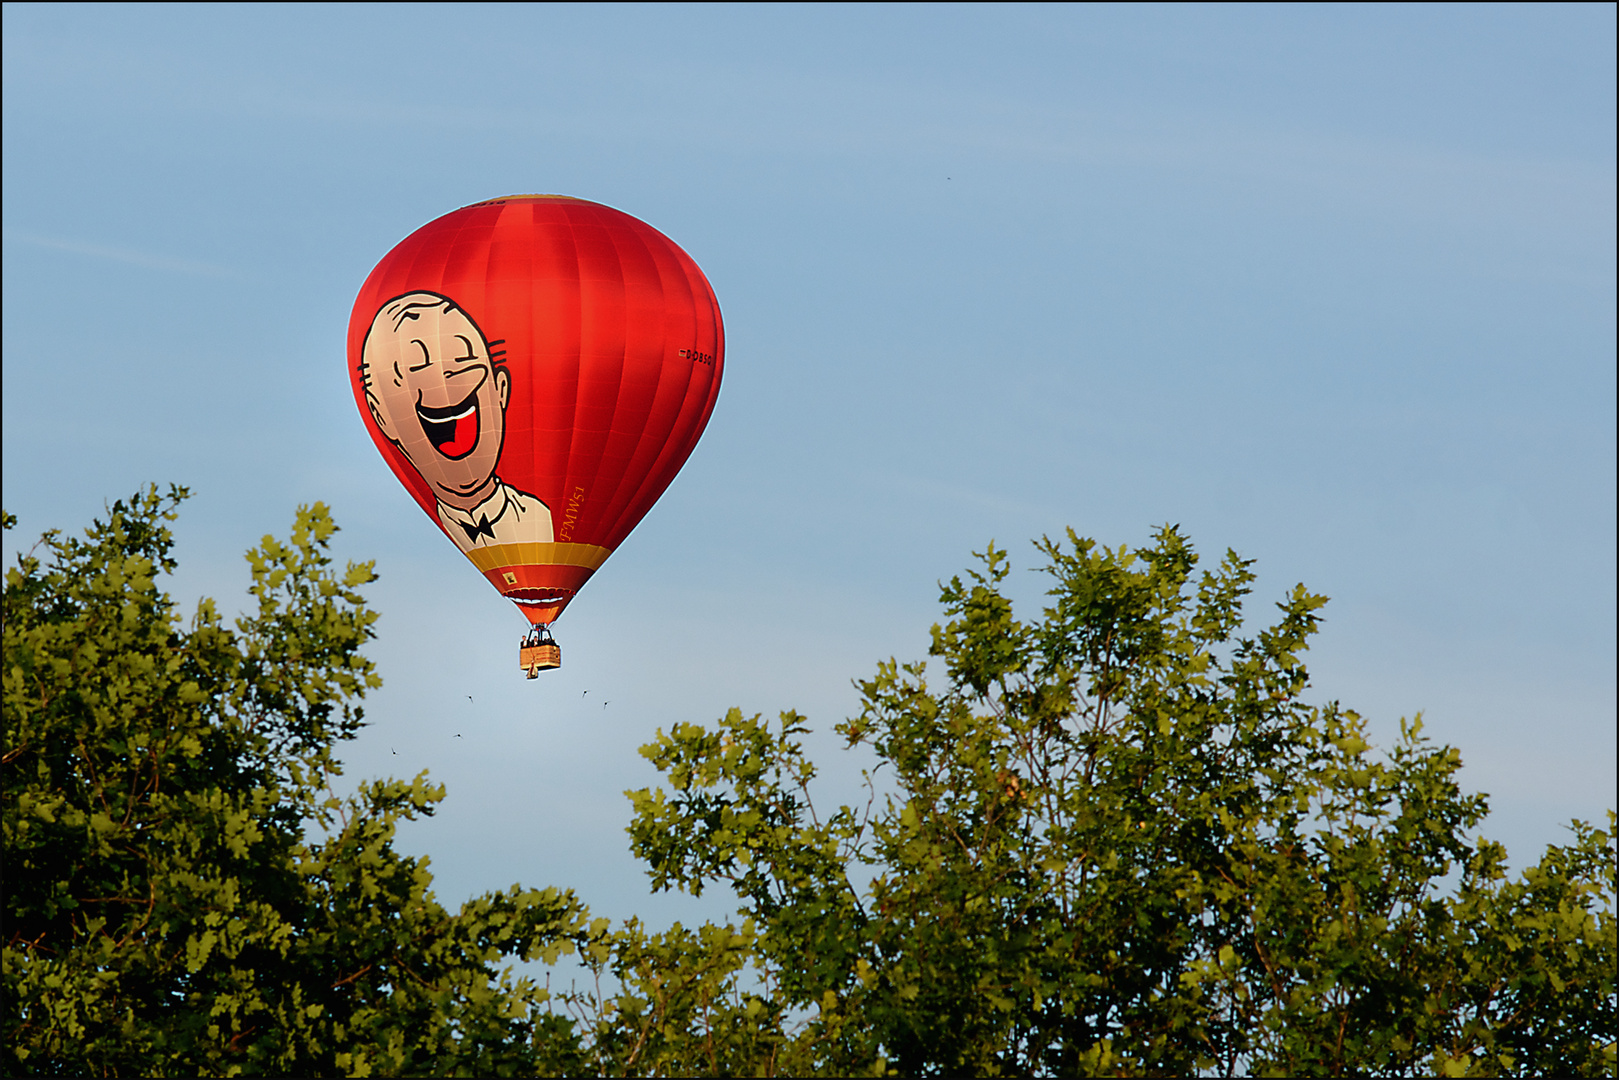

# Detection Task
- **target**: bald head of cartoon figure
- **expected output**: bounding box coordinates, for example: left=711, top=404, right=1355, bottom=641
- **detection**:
left=360, top=292, right=510, bottom=511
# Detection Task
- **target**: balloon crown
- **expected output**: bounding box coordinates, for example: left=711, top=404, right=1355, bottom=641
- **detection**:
left=463, top=193, right=589, bottom=209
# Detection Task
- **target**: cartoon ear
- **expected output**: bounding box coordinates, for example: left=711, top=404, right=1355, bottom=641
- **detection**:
left=366, top=389, right=398, bottom=442
left=496, top=366, right=511, bottom=412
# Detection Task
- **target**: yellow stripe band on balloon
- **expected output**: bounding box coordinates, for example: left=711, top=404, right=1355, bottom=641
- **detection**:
left=462, top=542, right=613, bottom=572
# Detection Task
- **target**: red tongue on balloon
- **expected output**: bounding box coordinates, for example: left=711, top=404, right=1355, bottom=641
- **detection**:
left=439, top=412, right=477, bottom=457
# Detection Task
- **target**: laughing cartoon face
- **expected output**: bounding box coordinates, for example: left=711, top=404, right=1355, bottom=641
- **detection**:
left=361, top=292, right=512, bottom=512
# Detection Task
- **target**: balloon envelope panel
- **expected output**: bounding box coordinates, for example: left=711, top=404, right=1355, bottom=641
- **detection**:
left=347, top=195, right=724, bottom=624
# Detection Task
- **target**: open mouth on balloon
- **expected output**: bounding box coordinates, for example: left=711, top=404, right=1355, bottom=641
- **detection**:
left=511, top=589, right=575, bottom=603
left=417, top=390, right=480, bottom=459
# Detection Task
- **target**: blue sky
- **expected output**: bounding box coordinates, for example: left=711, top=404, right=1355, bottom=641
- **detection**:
left=4, top=3, right=1614, bottom=926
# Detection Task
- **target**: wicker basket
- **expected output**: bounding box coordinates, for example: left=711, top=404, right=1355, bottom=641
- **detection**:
left=520, top=643, right=562, bottom=676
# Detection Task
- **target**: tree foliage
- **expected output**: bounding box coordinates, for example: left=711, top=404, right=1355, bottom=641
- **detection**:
left=4, top=491, right=1613, bottom=1076
left=616, top=531, right=1616, bottom=1076
left=3, top=489, right=595, bottom=1076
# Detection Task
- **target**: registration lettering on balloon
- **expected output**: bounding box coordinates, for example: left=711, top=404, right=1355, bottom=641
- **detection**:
left=558, top=485, right=587, bottom=543
left=359, top=292, right=555, bottom=552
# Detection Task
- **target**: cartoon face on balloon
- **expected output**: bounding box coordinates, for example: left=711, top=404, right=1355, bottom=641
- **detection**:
left=359, top=292, right=553, bottom=550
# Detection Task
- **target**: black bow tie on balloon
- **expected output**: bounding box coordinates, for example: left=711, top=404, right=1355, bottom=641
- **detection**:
left=457, top=515, right=496, bottom=543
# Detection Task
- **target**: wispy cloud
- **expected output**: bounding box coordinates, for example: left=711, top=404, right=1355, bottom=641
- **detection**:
left=4, top=232, right=237, bottom=277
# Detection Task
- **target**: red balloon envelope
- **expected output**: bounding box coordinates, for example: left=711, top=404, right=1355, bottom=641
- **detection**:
left=347, top=195, right=723, bottom=628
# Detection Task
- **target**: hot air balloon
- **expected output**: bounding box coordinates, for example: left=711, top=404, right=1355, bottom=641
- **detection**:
left=347, top=195, right=723, bottom=676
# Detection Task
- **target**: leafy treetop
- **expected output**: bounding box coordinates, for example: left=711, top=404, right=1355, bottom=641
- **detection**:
left=4, top=492, right=1613, bottom=1077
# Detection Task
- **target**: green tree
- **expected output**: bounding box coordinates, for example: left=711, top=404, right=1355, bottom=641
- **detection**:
left=3, top=488, right=597, bottom=1076
left=5, top=491, right=1614, bottom=1077
left=618, top=529, right=1616, bottom=1076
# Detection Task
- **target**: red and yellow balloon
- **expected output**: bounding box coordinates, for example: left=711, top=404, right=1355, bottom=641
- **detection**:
left=347, top=195, right=723, bottom=631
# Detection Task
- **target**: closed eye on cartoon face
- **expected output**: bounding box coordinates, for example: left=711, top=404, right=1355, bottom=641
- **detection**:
left=361, top=292, right=511, bottom=511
